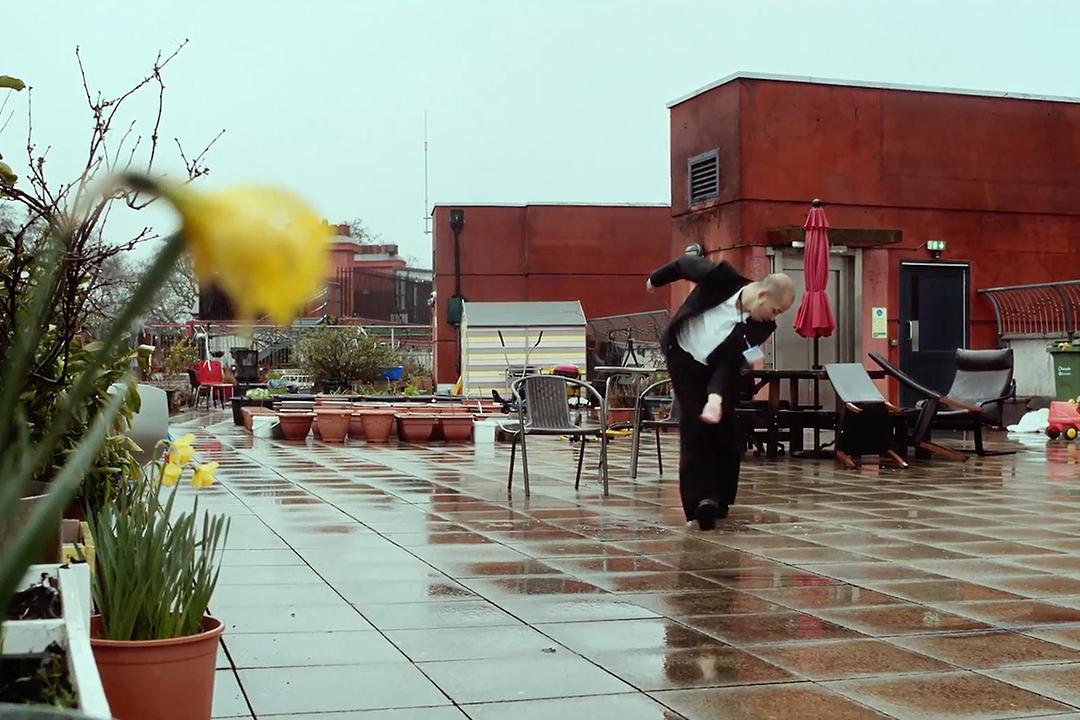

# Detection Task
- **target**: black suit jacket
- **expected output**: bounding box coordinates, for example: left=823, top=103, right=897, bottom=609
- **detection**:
left=650, top=257, right=777, bottom=397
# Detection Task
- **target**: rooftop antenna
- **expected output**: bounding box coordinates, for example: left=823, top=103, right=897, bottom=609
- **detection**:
left=423, top=111, right=431, bottom=239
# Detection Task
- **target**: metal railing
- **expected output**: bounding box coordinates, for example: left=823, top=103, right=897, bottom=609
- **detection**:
left=140, top=322, right=433, bottom=371
left=979, top=280, right=1080, bottom=342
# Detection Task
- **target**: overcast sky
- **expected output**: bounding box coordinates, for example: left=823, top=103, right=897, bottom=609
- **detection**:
left=4, top=0, right=1076, bottom=267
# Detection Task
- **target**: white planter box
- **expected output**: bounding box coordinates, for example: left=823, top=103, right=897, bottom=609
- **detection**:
left=2, top=564, right=111, bottom=719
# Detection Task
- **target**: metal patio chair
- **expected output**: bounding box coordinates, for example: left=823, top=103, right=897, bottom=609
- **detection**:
left=501, top=375, right=609, bottom=497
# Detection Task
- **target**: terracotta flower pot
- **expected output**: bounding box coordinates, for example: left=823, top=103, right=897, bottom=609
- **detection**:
left=396, top=413, right=437, bottom=443
left=606, top=407, right=636, bottom=425
left=359, top=410, right=397, bottom=443
left=277, top=412, right=314, bottom=441
left=90, top=615, right=223, bottom=720
left=315, top=408, right=351, bottom=443
left=439, top=414, right=474, bottom=443
left=348, top=412, right=366, bottom=439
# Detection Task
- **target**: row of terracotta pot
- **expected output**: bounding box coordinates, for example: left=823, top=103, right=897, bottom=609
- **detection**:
left=276, top=409, right=483, bottom=444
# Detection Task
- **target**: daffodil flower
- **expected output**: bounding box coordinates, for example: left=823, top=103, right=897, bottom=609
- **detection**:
left=165, top=183, right=331, bottom=326
left=167, top=433, right=197, bottom=465
left=162, top=462, right=182, bottom=487
left=191, top=462, right=218, bottom=489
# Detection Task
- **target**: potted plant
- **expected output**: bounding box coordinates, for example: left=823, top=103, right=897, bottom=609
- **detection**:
left=86, top=436, right=228, bottom=720
left=295, top=327, right=399, bottom=394
left=0, top=166, right=330, bottom=714
left=158, top=337, right=198, bottom=411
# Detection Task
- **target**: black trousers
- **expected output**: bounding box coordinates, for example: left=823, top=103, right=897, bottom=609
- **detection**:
left=666, top=345, right=743, bottom=521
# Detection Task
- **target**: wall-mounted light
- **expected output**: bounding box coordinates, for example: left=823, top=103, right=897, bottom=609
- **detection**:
left=927, top=239, right=946, bottom=260
left=450, top=209, right=465, bottom=233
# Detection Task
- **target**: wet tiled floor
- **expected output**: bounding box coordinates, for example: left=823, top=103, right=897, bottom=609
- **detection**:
left=172, top=410, right=1080, bottom=719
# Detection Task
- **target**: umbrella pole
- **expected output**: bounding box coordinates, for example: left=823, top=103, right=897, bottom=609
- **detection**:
left=812, top=336, right=822, bottom=450
left=793, top=335, right=835, bottom=459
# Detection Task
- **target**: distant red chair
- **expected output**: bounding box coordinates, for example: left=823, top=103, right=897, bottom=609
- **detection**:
left=193, top=360, right=233, bottom=409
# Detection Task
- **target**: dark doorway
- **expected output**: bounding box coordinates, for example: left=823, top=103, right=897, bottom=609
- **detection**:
left=898, top=262, right=969, bottom=407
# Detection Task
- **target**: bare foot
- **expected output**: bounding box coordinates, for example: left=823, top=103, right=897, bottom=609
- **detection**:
left=700, top=397, right=722, bottom=424
left=686, top=519, right=701, bottom=530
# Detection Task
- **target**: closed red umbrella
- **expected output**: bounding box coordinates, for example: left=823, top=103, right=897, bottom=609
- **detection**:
left=793, top=200, right=836, bottom=339
left=792, top=199, right=836, bottom=458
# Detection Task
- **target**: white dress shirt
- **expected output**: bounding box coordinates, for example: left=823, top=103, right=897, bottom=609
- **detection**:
left=677, top=290, right=746, bottom=365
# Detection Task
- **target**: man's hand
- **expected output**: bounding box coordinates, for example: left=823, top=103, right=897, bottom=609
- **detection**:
left=700, top=394, right=723, bottom=424
left=645, top=279, right=656, bottom=294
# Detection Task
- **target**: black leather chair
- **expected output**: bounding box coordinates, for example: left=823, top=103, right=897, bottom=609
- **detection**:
left=869, top=349, right=1016, bottom=456
left=825, top=363, right=910, bottom=469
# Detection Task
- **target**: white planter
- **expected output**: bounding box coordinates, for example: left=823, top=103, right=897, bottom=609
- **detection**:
left=2, top=564, right=111, bottom=719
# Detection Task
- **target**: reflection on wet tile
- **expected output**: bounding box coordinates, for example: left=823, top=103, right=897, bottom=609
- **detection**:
left=812, top=604, right=990, bottom=636
left=462, top=693, right=679, bottom=720
left=593, top=646, right=795, bottom=690
left=240, top=664, right=450, bottom=715
left=939, top=600, right=1080, bottom=627
left=654, top=683, right=889, bottom=720
left=685, top=612, right=864, bottom=645
left=216, top=604, right=373, bottom=634
left=983, top=575, right=1080, bottom=598
left=983, top=663, right=1080, bottom=707
left=748, top=585, right=905, bottom=611
left=211, top=582, right=343, bottom=607
left=748, top=639, right=951, bottom=680
left=536, top=618, right=723, bottom=654
left=493, top=596, right=660, bottom=624
left=335, top=579, right=478, bottom=606
left=420, top=653, right=634, bottom=704
left=357, top=600, right=522, bottom=630
left=870, top=580, right=1020, bottom=604
left=386, top=625, right=558, bottom=662
left=225, top=630, right=408, bottom=668
left=824, top=671, right=1071, bottom=720
left=620, top=590, right=784, bottom=617
left=183, top=409, right=1080, bottom=718
left=893, top=630, right=1080, bottom=669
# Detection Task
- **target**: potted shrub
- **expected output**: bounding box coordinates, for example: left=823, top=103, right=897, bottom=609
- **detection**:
left=295, top=327, right=399, bottom=394
left=86, top=438, right=228, bottom=720
left=158, top=337, right=198, bottom=411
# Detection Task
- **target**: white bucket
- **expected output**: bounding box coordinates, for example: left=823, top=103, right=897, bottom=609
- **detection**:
left=473, top=418, right=500, bottom=447
left=252, top=416, right=277, bottom=438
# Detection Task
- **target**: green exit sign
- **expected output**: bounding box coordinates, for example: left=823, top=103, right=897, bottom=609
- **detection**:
left=927, top=240, right=947, bottom=252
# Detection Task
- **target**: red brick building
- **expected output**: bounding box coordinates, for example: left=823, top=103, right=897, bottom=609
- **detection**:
left=669, top=73, right=1080, bottom=402
left=430, top=203, right=671, bottom=385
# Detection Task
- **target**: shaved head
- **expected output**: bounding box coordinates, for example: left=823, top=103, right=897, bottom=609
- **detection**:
left=741, top=272, right=796, bottom=322
left=762, top=273, right=795, bottom=308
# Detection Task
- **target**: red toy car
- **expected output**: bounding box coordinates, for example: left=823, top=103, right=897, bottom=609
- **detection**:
left=1047, top=401, right=1080, bottom=440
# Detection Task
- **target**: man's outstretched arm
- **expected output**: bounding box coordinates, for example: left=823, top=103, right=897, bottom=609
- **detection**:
left=647, top=256, right=714, bottom=290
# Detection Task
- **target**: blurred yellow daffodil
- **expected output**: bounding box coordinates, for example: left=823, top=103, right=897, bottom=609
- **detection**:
left=191, top=462, right=218, bottom=489
left=168, top=433, right=197, bottom=465
left=162, top=462, right=182, bottom=487
left=165, top=183, right=331, bottom=326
